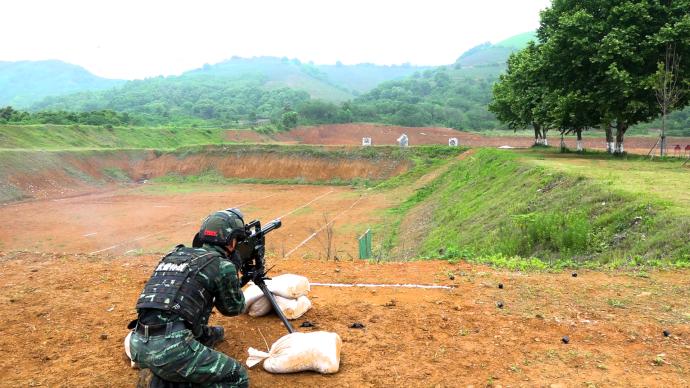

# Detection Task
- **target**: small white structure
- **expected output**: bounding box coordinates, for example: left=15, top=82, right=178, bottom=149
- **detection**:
left=397, top=134, right=409, bottom=147
left=448, top=137, right=459, bottom=147
left=362, top=137, right=372, bottom=146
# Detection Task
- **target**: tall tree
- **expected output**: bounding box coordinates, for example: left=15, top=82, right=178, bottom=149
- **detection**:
left=538, top=0, right=690, bottom=154
left=489, top=42, right=550, bottom=145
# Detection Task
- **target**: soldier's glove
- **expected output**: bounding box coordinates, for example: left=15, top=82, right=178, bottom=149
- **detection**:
left=240, top=273, right=252, bottom=287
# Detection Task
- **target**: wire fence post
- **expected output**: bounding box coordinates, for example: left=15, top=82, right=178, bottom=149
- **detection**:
left=358, top=229, right=372, bottom=259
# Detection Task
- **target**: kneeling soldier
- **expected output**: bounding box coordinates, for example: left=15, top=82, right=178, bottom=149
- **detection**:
left=129, top=209, right=249, bottom=388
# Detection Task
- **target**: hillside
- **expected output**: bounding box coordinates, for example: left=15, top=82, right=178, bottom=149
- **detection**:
left=27, top=57, right=431, bottom=119
left=0, top=60, right=122, bottom=107
left=389, top=148, right=690, bottom=266
left=349, top=32, right=538, bottom=129
left=455, top=31, right=536, bottom=67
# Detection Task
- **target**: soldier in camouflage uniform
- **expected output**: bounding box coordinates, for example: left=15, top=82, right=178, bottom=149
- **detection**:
left=129, top=209, right=251, bottom=388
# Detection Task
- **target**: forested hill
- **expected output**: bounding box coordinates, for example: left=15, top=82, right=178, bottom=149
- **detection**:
left=0, top=60, right=123, bottom=107
left=349, top=33, right=537, bottom=130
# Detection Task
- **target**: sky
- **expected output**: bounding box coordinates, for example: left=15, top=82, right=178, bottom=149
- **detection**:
left=1, top=0, right=552, bottom=80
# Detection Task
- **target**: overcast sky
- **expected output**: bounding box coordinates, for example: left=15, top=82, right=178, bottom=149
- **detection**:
left=1, top=0, right=552, bottom=80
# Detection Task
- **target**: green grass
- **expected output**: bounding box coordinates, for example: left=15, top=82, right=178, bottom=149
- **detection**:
left=0, top=124, right=227, bottom=150
left=382, top=148, right=690, bottom=268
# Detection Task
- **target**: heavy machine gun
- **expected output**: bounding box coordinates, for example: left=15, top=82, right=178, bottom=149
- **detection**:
left=236, top=218, right=295, bottom=333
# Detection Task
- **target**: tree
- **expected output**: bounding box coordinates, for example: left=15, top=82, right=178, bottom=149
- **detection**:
left=538, top=0, right=690, bottom=154
left=655, top=44, right=684, bottom=156
left=281, top=111, right=298, bottom=130
left=489, top=42, right=549, bottom=144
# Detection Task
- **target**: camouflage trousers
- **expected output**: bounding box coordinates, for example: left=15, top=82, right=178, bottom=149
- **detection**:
left=129, top=328, right=248, bottom=388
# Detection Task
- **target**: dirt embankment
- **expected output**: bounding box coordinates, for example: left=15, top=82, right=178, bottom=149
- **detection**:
left=226, top=124, right=690, bottom=155
left=0, top=146, right=411, bottom=204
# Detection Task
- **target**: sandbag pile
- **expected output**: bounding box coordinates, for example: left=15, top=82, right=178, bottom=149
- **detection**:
left=246, top=331, right=342, bottom=374
left=242, top=274, right=312, bottom=320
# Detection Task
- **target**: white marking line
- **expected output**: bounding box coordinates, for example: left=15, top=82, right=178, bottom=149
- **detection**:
left=284, top=195, right=365, bottom=257
left=311, top=282, right=452, bottom=290
left=83, top=233, right=97, bottom=237
left=154, top=205, right=170, bottom=208
left=89, top=193, right=280, bottom=254
left=277, top=190, right=334, bottom=219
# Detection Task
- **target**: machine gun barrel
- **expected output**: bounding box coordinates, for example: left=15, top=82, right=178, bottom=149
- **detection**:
left=260, top=219, right=281, bottom=235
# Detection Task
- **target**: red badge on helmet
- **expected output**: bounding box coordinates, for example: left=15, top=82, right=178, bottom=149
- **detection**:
left=204, top=230, right=218, bottom=237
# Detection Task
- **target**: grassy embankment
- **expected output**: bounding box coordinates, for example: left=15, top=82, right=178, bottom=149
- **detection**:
left=0, top=122, right=466, bottom=200
left=378, top=148, right=690, bottom=269
left=0, top=123, right=227, bottom=150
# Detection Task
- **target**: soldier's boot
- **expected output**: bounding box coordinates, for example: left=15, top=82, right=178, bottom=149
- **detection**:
left=199, top=325, right=225, bottom=348
left=136, top=369, right=154, bottom=388
left=137, top=369, right=193, bottom=388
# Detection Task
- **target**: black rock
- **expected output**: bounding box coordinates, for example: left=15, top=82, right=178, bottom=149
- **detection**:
left=100, top=333, right=108, bottom=340
left=449, top=274, right=455, bottom=280
left=572, top=272, right=578, bottom=278
left=300, top=321, right=314, bottom=328
left=498, top=283, right=504, bottom=289
left=663, top=330, right=671, bottom=337
left=496, top=301, right=504, bottom=309
left=349, top=322, right=365, bottom=329
left=562, top=336, right=570, bottom=344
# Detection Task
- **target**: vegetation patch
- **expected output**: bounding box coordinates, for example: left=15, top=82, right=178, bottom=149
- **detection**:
left=382, top=148, right=689, bottom=268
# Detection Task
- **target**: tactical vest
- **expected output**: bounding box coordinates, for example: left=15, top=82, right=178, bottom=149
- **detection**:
left=136, top=246, right=219, bottom=331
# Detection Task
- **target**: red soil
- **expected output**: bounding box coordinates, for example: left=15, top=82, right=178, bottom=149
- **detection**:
left=225, top=124, right=690, bottom=156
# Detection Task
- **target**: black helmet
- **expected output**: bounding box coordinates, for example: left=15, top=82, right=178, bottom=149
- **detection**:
left=198, top=208, right=245, bottom=246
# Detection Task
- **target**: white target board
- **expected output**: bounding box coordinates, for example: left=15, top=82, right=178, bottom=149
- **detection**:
left=449, top=138, right=459, bottom=147
left=362, top=137, right=372, bottom=146
left=397, top=134, right=409, bottom=147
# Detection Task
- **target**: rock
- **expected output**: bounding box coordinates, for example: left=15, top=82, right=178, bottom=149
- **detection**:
left=572, top=272, right=578, bottom=278
left=498, top=283, right=504, bottom=289
left=300, top=321, right=314, bottom=328
left=496, top=301, right=504, bottom=309
left=449, top=274, right=455, bottom=280
left=349, top=323, right=365, bottom=329
left=663, top=330, right=671, bottom=337
left=562, top=336, right=570, bottom=344
left=100, top=333, right=108, bottom=340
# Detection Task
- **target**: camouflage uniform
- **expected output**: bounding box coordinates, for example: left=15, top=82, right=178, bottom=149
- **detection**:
left=129, top=244, right=248, bottom=388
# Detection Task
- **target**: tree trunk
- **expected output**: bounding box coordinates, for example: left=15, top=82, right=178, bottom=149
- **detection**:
left=533, top=123, right=542, bottom=145
left=576, top=129, right=583, bottom=151
left=660, top=110, right=667, bottom=157
left=543, top=128, right=549, bottom=146
left=560, top=132, right=566, bottom=151
left=605, top=125, right=614, bottom=153
left=615, top=121, right=627, bottom=154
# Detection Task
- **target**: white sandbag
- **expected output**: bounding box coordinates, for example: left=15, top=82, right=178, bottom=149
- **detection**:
left=248, top=294, right=273, bottom=317
left=266, top=274, right=310, bottom=299
left=248, top=294, right=312, bottom=319
left=124, top=331, right=139, bottom=368
left=246, top=331, right=342, bottom=374
left=242, top=283, right=265, bottom=314
left=278, top=295, right=312, bottom=320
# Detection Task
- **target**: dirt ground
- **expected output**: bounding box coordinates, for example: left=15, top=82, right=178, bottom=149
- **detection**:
left=227, top=123, right=690, bottom=156
left=0, top=183, right=392, bottom=259
left=1, top=251, right=688, bottom=388
left=0, top=182, right=688, bottom=387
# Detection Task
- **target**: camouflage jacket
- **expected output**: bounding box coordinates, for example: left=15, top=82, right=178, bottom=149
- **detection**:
left=138, top=244, right=245, bottom=329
